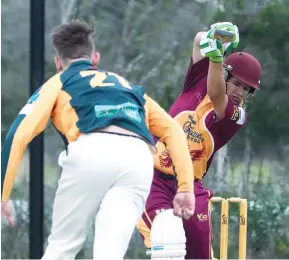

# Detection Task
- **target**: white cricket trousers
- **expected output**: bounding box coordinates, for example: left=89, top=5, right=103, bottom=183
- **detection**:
left=42, top=132, right=154, bottom=260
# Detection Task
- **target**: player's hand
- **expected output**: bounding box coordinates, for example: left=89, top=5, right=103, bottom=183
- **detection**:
left=200, top=22, right=239, bottom=63
left=173, top=191, right=195, bottom=220
left=200, top=36, right=224, bottom=63
left=208, top=22, right=239, bottom=44
left=211, top=22, right=239, bottom=55
left=1, top=201, right=14, bottom=227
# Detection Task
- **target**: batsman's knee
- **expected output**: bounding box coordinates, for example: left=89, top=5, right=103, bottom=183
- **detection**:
left=147, top=209, right=186, bottom=259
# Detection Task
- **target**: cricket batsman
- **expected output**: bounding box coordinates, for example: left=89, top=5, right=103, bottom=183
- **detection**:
left=1, top=20, right=195, bottom=259
left=137, top=22, right=262, bottom=259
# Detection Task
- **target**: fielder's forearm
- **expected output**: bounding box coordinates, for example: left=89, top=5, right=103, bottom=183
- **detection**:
left=144, top=95, right=194, bottom=192
left=164, top=123, right=194, bottom=193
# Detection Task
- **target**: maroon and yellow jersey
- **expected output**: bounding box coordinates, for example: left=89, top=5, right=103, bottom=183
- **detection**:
left=2, top=61, right=194, bottom=202
left=154, top=58, right=247, bottom=180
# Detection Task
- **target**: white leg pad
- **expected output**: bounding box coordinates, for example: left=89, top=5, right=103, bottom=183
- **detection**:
left=149, top=209, right=186, bottom=259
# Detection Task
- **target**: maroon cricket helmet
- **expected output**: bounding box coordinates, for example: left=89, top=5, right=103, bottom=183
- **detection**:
left=224, top=52, right=262, bottom=93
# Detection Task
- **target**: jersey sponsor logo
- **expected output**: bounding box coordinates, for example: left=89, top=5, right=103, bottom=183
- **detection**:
left=183, top=115, right=204, bottom=143
left=197, top=213, right=208, bottom=222
left=94, top=102, right=141, bottom=122
left=188, top=114, right=197, bottom=125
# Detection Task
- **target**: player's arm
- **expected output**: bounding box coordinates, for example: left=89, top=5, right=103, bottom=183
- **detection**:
left=216, top=98, right=247, bottom=143
left=207, top=61, right=228, bottom=119
left=183, top=32, right=210, bottom=92
left=144, top=94, right=194, bottom=193
left=200, top=22, right=239, bottom=119
left=192, top=32, right=207, bottom=64
left=1, top=73, right=63, bottom=202
left=183, top=22, right=237, bottom=92
left=195, top=23, right=238, bottom=65
left=190, top=26, right=234, bottom=65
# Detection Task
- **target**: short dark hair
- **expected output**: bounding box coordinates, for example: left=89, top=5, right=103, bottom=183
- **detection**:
left=52, top=19, right=95, bottom=62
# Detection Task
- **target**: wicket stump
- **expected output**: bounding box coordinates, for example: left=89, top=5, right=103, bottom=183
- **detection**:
left=210, top=197, right=248, bottom=260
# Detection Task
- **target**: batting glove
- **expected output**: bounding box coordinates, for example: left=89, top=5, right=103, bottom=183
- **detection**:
left=200, top=22, right=239, bottom=63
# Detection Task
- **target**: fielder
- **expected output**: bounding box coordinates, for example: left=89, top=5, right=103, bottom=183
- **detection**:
left=1, top=20, right=195, bottom=260
left=137, top=22, right=262, bottom=259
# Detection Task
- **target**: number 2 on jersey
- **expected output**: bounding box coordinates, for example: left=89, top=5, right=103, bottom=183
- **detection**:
left=80, top=71, right=132, bottom=89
